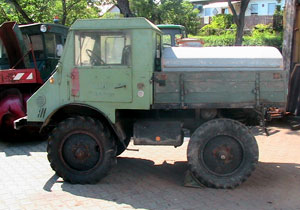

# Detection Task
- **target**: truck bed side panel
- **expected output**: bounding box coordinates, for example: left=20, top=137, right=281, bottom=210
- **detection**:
left=153, top=71, right=286, bottom=108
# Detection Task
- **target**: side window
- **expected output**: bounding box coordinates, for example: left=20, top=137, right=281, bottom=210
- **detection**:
left=75, top=31, right=131, bottom=66
left=155, top=34, right=161, bottom=71
left=55, top=34, right=63, bottom=57
left=162, top=34, right=171, bottom=46
left=44, top=33, right=56, bottom=58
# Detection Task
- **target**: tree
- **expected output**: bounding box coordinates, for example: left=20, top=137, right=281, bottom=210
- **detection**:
left=115, top=0, right=133, bottom=17
left=0, top=0, right=100, bottom=26
left=99, top=0, right=133, bottom=17
left=228, top=0, right=250, bottom=46
left=130, top=0, right=199, bottom=35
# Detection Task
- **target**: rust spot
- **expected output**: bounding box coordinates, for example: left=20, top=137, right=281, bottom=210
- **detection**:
left=71, top=68, right=80, bottom=97
left=273, top=73, right=282, bottom=79
left=137, top=83, right=145, bottom=90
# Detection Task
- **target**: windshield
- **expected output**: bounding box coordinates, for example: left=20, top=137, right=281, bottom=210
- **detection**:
left=160, top=28, right=185, bottom=47
left=75, top=31, right=131, bottom=66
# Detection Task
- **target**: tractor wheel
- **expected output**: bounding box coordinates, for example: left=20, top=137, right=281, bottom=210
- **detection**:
left=187, top=118, right=258, bottom=189
left=47, top=116, right=115, bottom=184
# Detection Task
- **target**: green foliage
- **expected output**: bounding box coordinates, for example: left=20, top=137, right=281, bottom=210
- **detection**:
left=200, top=34, right=236, bottom=46
left=199, top=14, right=235, bottom=36
left=0, top=0, right=100, bottom=26
left=192, top=22, right=283, bottom=51
left=251, top=24, right=274, bottom=37
left=273, top=5, right=283, bottom=32
left=130, top=0, right=200, bottom=35
left=243, top=34, right=282, bottom=50
left=102, top=12, right=123, bottom=19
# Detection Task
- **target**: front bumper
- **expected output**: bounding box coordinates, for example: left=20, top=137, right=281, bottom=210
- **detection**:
left=14, top=116, right=28, bottom=130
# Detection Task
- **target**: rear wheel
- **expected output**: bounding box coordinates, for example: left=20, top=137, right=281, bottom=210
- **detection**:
left=47, top=116, right=115, bottom=184
left=187, top=118, right=258, bottom=189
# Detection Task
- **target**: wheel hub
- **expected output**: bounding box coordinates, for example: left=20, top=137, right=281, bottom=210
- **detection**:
left=202, top=135, right=244, bottom=176
left=62, top=133, right=102, bottom=171
left=74, top=146, right=89, bottom=160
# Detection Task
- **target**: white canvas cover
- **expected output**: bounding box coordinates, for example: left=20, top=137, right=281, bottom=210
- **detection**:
left=162, top=46, right=283, bottom=71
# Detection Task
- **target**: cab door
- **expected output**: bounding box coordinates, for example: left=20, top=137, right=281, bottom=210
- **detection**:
left=73, top=31, right=132, bottom=103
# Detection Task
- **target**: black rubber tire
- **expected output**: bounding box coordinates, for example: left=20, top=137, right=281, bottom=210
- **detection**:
left=187, top=118, right=258, bottom=189
left=47, top=116, right=115, bottom=184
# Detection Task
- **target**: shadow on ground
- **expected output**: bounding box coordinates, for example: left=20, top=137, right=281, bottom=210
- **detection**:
left=43, top=157, right=300, bottom=210
left=0, top=134, right=46, bottom=156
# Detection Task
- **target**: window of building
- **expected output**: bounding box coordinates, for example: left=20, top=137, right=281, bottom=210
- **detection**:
left=268, top=3, right=276, bottom=15
left=250, top=4, right=258, bottom=15
left=75, top=31, right=131, bottom=66
left=204, top=8, right=212, bottom=16
left=222, top=8, right=229, bottom=14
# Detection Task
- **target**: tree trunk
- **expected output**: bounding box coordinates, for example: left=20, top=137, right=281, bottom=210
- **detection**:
left=283, top=0, right=297, bottom=74
left=235, top=13, right=246, bottom=46
left=62, top=0, right=67, bottom=25
left=8, top=0, right=34, bottom=23
left=116, top=0, right=134, bottom=17
left=228, top=0, right=250, bottom=46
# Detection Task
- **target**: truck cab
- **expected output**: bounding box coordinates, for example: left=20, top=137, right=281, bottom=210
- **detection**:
left=19, top=18, right=287, bottom=189
left=157, top=24, right=187, bottom=46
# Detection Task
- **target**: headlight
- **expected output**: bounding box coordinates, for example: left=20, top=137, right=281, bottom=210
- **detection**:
left=40, top=25, right=47, bottom=33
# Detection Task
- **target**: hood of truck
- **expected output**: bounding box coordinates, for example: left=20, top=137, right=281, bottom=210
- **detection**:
left=162, top=46, right=283, bottom=71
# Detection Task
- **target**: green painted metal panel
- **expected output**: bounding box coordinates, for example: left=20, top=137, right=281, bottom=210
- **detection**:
left=26, top=18, right=159, bottom=123
left=154, top=70, right=286, bottom=107
left=76, top=67, right=132, bottom=102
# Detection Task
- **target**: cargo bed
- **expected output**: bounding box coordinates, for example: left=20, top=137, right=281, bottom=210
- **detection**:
left=153, top=47, right=287, bottom=109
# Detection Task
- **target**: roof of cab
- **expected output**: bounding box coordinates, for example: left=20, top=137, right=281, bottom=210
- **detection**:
left=70, top=17, right=161, bottom=33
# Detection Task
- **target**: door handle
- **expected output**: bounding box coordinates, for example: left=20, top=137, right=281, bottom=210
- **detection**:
left=114, top=85, right=126, bottom=89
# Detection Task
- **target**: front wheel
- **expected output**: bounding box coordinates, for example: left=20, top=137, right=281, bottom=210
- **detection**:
left=187, top=118, right=258, bottom=189
left=47, top=116, right=115, bottom=184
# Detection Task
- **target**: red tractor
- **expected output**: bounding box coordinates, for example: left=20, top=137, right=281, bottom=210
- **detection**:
left=0, top=21, right=68, bottom=138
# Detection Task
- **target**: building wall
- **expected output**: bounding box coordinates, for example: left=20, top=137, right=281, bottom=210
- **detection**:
left=199, top=0, right=285, bottom=17
left=245, top=0, right=285, bottom=16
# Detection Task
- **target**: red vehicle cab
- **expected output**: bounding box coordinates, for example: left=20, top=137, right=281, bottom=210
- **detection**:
left=0, top=21, right=68, bottom=134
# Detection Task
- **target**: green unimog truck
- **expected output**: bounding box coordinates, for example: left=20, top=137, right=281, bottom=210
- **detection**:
left=15, top=18, right=287, bottom=189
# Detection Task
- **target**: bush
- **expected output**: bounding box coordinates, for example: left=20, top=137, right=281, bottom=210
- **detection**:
left=191, top=33, right=282, bottom=51
left=199, top=14, right=235, bottom=36
left=191, top=34, right=235, bottom=46
left=251, top=24, right=274, bottom=37
left=192, top=23, right=283, bottom=51
left=243, top=34, right=283, bottom=51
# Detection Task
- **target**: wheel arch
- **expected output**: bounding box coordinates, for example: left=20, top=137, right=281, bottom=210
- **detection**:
left=41, top=103, right=126, bottom=143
